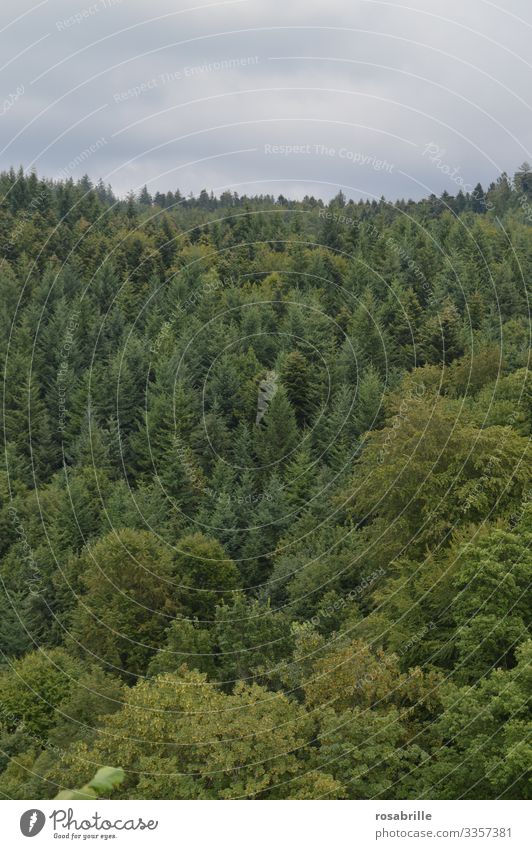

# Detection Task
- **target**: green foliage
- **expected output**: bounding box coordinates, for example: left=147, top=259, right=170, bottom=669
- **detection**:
left=254, top=387, right=299, bottom=468
left=173, top=533, right=240, bottom=621
left=0, top=170, right=530, bottom=801
left=55, top=766, right=125, bottom=800
left=213, top=592, right=293, bottom=685
left=69, top=529, right=178, bottom=677
left=421, top=642, right=532, bottom=799
left=346, top=392, right=531, bottom=557
left=48, top=669, right=340, bottom=799
left=0, top=649, right=81, bottom=736
left=280, top=350, right=320, bottom=426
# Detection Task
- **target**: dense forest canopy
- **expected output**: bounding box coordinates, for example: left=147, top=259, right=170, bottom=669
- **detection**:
left=0, top=164, right=530, bottom=800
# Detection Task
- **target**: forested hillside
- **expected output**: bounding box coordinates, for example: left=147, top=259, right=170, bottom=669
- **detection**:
left=0, top=165, right=530, bottom=800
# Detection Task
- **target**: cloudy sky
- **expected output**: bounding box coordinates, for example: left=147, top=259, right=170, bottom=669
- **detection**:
left=1, top=0, right=531, bottom=201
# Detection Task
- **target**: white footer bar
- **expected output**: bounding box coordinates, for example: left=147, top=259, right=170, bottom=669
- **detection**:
left=3, top=799, right=529, bottom=848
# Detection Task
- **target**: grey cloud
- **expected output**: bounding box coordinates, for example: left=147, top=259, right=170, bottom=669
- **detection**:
left=0, top=0, right=530, bottom=200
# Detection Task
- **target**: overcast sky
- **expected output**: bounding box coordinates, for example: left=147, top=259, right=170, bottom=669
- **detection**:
left=1, top=0, right=531, bottom=201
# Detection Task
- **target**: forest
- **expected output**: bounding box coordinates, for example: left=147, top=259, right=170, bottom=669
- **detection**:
left=0, top=164, right=530, bottom=800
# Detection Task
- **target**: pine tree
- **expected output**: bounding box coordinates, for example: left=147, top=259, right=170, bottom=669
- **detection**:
left=353, top=364, right=384, bottom=436
left=280, top=351, right=319, bottom=426
left=421, top=297, right=464, bottom=364
left=255, top=387, right=299, bottom=469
